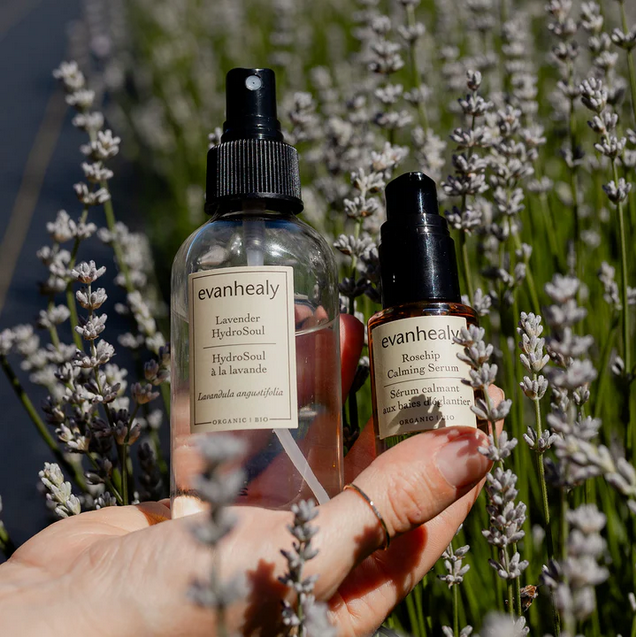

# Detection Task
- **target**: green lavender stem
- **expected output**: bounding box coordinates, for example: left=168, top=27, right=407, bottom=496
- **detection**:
left=512, top=233, right=541, bottom=315
left=65, top=207, right=90, bottom=351
left=0, top=522, right=16, bottom=558
left=460, top=231, right=474, bottom=303
left=566, top=61, right=581, bottom=278
left=101, top=193, right=134, bottom=293
left=118, top=443, right=129, bottom=506
left=405, top=3, right=429, bottom=132
left=346, top=218, right=363, bottom=432
left=592, top=315, right=619, bottom=420
left=87, top=453, right=124, bottom=505
left=453, top=584, right=459, bottom=637
left=610, top=160, right=631, bottom=375
left=0, top=355, right=85, bottom=489
left=619, top=3, right=636, bottom=117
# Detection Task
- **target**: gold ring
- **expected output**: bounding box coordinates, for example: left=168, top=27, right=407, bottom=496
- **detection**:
left=343, top=483, right=391, bottom=550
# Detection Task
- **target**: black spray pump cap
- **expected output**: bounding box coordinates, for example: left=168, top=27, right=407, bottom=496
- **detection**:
left=379, top=172, right=462, bottom=308
left=205, top=68, right=303, bottom=215
left=221, top=69, right=284, bottom=142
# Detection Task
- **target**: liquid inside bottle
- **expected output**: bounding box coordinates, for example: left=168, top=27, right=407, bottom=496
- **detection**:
left=170, top=207, right=342, bottom=517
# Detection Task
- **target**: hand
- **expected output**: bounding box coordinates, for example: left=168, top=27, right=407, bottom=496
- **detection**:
left=0, top=315, right=505, bottom=636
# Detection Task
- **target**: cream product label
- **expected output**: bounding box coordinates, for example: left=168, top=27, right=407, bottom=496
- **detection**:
left=188, top=266, right=298, bottom=434
left=370, top=315, right=476, bottom=439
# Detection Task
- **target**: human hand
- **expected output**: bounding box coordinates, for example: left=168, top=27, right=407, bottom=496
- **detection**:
left=0, top=315, right=505, bottom=637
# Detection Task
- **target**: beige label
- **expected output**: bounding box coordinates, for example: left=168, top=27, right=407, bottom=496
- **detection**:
left=371, top=315, right=476, bottom=439
left=188, top=266, right=298, bottom=434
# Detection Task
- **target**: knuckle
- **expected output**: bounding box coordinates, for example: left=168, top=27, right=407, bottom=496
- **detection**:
left=382, top=468, right=430, bottom=536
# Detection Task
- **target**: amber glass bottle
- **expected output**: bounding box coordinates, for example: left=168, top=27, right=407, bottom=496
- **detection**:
left=368, top=172, right=482, bottom=453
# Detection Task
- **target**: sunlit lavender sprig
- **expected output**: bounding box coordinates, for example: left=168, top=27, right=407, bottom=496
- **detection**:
left=337, top=143, right=407, bottom=314
left=189, top=435, right=246, bottom=634
left=580, top=75, right=632, bottom=380
left=542, top=274, right=597, bottom=478
left=517, top=312, right=556, bottom=562
left=545, top=0, right=581, bottom=124
left=396, top=0, right=429, bottom=134
left=454, top=324, right=511, bottom=426
left=454, top=325, right=527, bottom=615
left=444, top=70, right=492, bottom=302
left=439, top=526, right=472, bottom=637
left=38, top=462, right=82, bottom=519
left=280, top=500, right=335, bottom=637
left=541, top=276, right=590, bottom=463
left=54, top=62, right=124, bottom=279
left=286, top=92, right=321, bottom=146
left=54, top=60, right=168, bottom=360
left=483, top=103, right=539, bottom=311
left=365, top=15, right=412, bottom=143
left=540, top=274, right=636, bottom=507
left=517, top=312, right=551, bottom=429
left=541, top=504, right=609, bottom=636
left=546, top=0, right=584, bottom=274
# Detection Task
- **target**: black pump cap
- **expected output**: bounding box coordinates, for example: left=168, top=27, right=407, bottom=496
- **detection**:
left=221, top=69, right=284, bottom=142
left=205, top=68, right=303, bottom=215
left=385, top=171, right=439, bottom=219
left=379, top=172, right=462, bottom=308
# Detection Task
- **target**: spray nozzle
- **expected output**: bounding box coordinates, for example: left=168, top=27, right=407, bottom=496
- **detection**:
left=221, top=68, right=283, bottom=143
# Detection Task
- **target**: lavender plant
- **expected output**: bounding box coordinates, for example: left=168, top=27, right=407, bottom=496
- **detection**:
left=189, top=435, right=246, bottom=634
left=0, top=61, right=170, bottom=522
left=439, top=527, right=473, bottom=637
left=279, top=499, right=335, bottom=637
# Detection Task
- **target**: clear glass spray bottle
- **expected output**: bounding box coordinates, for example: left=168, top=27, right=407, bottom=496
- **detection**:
left=368, top=172, right=483, bottom=453
left=170, top=68, right=342, bottom=517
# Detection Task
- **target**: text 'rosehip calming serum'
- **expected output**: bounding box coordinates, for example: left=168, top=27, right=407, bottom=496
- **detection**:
left=368, top=172, right=482, bottom=452
left=171, top=68, right=342, bottom=517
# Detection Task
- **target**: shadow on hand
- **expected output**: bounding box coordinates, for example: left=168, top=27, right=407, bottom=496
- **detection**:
left=240, top=558, right=288, bottom=636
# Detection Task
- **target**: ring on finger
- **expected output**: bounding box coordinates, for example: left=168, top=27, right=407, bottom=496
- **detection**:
left=343, top=483, right=391, bottom=550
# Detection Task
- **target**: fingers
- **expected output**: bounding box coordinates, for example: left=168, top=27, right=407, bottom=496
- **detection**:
left=330, top=480, right=486, bottom=635
left=311, top=426, right=491, bottom=600
left=344, top=384, right=506, bottom=482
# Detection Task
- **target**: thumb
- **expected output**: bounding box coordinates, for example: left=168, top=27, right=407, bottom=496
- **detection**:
left=309, top=426, right=491, bottom=598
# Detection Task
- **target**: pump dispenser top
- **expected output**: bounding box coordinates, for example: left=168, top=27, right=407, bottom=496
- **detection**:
left=205, top=68, right=302, bottom=214
left=379, top=172, right=461, bottom=308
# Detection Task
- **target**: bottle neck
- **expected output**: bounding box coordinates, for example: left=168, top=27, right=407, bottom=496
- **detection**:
left=210, top=198, right=295, bottom=220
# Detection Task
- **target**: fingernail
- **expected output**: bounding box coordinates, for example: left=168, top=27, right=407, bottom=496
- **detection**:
left=436, top=431, right=491, bottom=489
